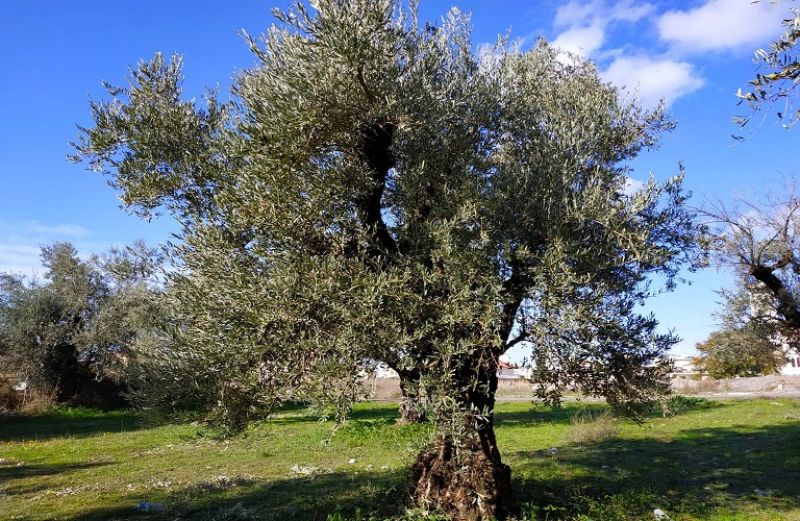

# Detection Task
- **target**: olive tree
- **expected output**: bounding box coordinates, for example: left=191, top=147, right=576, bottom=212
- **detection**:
left=695, top=323, right=786, bottom=378
left=704, top=182, right=800, bottom=360
left=73, top=2, right=699, bottom=518
left=0, top=242, right=161, bottom=405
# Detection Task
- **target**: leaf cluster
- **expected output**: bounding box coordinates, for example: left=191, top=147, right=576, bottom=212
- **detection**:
left=695, top=324, right=786, bottom=378
left=736, top=1, right=800, bottom=127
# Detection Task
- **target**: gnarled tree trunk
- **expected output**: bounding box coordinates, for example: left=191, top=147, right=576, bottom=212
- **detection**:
left=397, top=368, right=427, bottom=423
left=410, top=363, right=512, bottom=520
left=49, top=341, right=81, bottom=404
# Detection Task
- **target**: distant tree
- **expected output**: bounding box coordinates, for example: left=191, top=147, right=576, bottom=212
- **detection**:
left=72, top=2, right=700, bottom=518
left=0, top=242, right=161, bottom=406
left=695, top=324, right=786, bottom=378
left=704, top=182, right=800, bottom=345
left=736, top=1, right=800, bottom=127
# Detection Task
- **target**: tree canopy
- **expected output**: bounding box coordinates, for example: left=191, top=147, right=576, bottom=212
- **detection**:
left=0, top=241, right=161, bottom=406
left=695, top=323, right=786, bottom=379
left=73, top=1, right=700, bottom=518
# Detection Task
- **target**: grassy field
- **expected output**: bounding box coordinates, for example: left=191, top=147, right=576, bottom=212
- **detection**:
left=2, top=398, right=800, bottom=521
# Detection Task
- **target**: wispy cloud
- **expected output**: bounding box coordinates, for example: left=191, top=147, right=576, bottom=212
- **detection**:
left=551, top=0, right=655, bottom=59
left=27, top=222, right=90, bottom=238
left=0, top=244, right=43, bottom=277
left=554, top=0, right=654, bottom=30
left=0, top=220, right=94, bottom=275
left=546, top=0, right=710, bottom=108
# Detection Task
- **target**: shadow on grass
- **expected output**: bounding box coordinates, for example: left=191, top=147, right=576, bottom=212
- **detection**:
left=0, top=408, right=141, bottom=442
left=495, top=396, right=727, bottom=427
left=268, top=402, right=402, bottom=426
left=495, top=403, right=607, bottom=426
left=11, top=401, right=794, bottom=521
left=64, top=470, right=408, bottom=521
left=512, top=421, right=800, bottom=519
left=56, top=420, right=800, bottom=520
left=0, top=461, right=111, bottom=496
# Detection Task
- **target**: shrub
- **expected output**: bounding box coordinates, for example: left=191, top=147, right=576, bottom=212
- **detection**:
left=566, top=409, right=620, bottom=445
left=0, top=377, right=21, bottom=412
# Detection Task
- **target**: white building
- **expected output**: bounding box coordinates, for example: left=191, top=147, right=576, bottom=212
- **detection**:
left=781, top=348, right=800, bottom=376
left=669, top=356, right=699, bottom=375
left=747, top=282, right=800, bottom=376
left=497, top=354, right=532, bottom=379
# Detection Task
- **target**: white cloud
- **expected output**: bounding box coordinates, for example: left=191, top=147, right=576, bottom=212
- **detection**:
left=602, top=56, right=705, bottom=108
left=658, top=0, right=782, bottom=53
left=551, top=0, right=655, bottom=59
left=551, top=25, right=606, bottom=57
left=554, top=0, right=603, bottom=29
left=607, top=0, right=656, bottom=24
left=0, top=244, right=43, bottom=276
left=623, top=176, right=646, bottom=195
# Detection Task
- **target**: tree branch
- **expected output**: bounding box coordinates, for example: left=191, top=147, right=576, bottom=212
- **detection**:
left=356, top=121, right=398, bottom=258
left=750, top=265, right=800, bottom=329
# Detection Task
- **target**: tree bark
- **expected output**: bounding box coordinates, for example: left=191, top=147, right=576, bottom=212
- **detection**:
left=397, top=368, right=427, bottom=424
left=410, top=363, right=512, bottom=520
left=751, top=265, right=800, bottom=330
left=51, top=342, right=81, bottom=403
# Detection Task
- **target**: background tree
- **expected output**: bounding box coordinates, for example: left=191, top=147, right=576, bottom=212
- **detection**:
left=0, top=241, right=161, bottom=406
left=695, top=324, right=786, bottom=378
left=73, top=2, right=700, bottom=518
left=704, top=182, right=800, bottom=350
left=736, top=1, right=800, bottom=127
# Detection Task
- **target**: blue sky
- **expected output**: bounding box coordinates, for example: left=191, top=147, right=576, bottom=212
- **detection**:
left=0, top=0, right=797, bottom=356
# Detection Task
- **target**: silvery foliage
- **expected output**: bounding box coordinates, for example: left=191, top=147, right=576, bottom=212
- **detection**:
left=736, top=1, right=800, bottom=127
left=73, top=0, right=699, bottom=433
left=0, top=242, right=162, bottom=396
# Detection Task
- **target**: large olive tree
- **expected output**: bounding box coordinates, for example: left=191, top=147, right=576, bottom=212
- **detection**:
left=73, top=1, right=699, bottom=518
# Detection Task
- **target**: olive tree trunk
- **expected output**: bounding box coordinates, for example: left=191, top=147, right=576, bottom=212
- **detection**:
left=410, top=364, right=512, bottom=520
left=397, top=368, right=427, bottom=424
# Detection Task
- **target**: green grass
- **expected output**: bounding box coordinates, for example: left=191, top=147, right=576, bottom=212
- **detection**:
left=1, top=398, right=800, bottom=520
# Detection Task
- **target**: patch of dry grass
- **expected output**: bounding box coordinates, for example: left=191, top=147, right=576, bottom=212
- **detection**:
left=564, top=408, right=619, bottom=444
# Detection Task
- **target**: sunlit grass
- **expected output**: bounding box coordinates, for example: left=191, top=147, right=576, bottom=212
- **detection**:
left=1, top=399, right=799, bottom=520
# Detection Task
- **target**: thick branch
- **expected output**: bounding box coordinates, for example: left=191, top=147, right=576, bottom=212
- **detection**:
left=356, top=121, right=398, bottom=257
left=498, top=267, right=528, bottom=354
left=504, top=332, right=528, bottom=350
left=751, top=265, right=800, bottom=329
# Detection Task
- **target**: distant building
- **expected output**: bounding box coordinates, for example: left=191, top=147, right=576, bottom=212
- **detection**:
left=374, top=364, right=399, bottom=379
left=669, top=356, right=699, bottom=375
left=747, top=282, right=800, bottom=376
left=357, top=359, right=399, bottom=379
left=781, top=348, right=800, bottom=376
left=497, top=354, right=531, bottom=379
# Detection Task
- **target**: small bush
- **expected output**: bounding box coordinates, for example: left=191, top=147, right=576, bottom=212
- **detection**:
left=662, top=395, right=719, bottom=415
left=566, top=409, right=620, bottom=444
left=0, top=377, right=21, bottom=412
